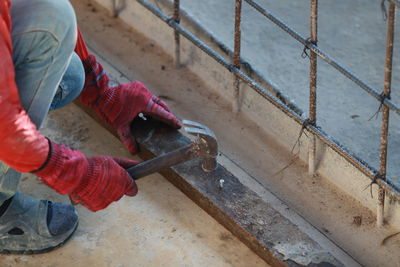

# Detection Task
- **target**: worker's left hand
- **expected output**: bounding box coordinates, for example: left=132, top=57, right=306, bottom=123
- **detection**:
left=34, top=140, right=138, bottom=211
left=80, top=55, right=182, bottom=154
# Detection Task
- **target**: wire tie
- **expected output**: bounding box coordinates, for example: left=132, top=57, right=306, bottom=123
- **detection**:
left=291, top=118, right=312, bottom=153
left=368, top=92, right=391, bottom=121
left=363, top=173, right=383, bottom=198
left=301, top=37, right=317, bottom=59
left=272, top=119, right=313, bottom=178
left=228, top=63, right=237, bottom=73
left=271, top=119, right=312, bottom=177
left=301, top=38, right=311, bottom=59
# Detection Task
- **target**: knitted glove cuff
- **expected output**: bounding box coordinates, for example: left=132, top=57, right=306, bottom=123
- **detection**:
left=80, top=54, right=110, bottom=106
left=33, top=141, right=87, bottom=195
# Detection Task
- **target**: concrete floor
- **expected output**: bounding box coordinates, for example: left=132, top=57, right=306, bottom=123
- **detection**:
left=176, top=0, right=400, bottom=187
left=0, top=104, right=267, bottom=267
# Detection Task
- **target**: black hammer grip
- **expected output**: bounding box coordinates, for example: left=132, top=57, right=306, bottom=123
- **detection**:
left=126, top=142, right=198, bottom=180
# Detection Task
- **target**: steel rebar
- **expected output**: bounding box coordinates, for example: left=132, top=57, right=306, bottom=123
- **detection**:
left=308, top=0, right=318, bottom=175
left=136, top=0, right=400, bottom=200
left=173, top=0, right=180, bottom=68
left=233, top=0, right=243, bottom=113
left=377, top=1, right=396, bottom=227
left=390, top=0, right=400, bottom=8
left=243, top=0, right=400, bottom=116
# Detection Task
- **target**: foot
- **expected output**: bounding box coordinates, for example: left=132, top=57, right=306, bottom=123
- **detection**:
left=0, top=191, right=78, bottom=254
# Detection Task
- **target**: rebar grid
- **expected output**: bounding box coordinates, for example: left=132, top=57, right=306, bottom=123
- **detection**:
left=377, top=1, right=396, bottom=227
left=244, top=0, right=400, bottom=117
left=137, top=0, right=400, bottom=205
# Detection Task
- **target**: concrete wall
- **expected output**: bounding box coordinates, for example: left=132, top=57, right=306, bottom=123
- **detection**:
left=86, top=0, right=400, bottom=228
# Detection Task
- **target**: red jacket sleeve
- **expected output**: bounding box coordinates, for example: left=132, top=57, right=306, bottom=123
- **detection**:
left=75, top=29, right=89, bottom=61
left=0, top=2, right=49, bottom=173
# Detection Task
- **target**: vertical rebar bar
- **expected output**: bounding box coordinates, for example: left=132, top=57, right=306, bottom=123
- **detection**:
left=377, top=2, right=396, bottom=227
left=308, top=0, right=318, bottom=175
left=233, top=0, right=243, bottom=113
left=173, top=0, right=181, bottom=68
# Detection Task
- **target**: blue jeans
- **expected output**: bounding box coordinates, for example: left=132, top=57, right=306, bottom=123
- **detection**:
left=0, top=0, right=85, bottom=206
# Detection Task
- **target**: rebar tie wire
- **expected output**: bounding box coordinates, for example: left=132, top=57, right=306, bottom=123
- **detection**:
left=291, top=118, right=312, bottom=153
left=271, top=118, right=314, bottom=177
left=301, top=37, right=313, bottom=59
left=271, top=118, right=313, bottom=178
left=166, top=17, right=181, bottom=24
left=364, top=173, right=385, bottom=198
left=369, top=92, right=392, bottom=121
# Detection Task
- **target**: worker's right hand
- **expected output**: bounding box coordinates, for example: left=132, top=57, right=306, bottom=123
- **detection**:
left=33, top=140, right=138, bottom=211
left=80, top=55, right=182, bottom=155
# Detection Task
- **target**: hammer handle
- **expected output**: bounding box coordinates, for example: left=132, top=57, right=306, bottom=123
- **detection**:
left=126, top=142, right=198, bottom=180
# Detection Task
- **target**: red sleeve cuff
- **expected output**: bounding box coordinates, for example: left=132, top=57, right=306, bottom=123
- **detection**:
left=75, top=28, right=89, bottom=61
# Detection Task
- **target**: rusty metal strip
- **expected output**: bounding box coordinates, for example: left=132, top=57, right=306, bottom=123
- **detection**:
left=135, top=0, right=400, bottom=199
left=377, top=2, right=396, bottom=227
left=129, top=118, right=346, bottom=266
left=76, top=97, right=349, bottom=265
left=75, top=98, right=344, bottom=266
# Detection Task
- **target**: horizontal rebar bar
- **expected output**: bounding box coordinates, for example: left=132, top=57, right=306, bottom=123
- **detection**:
left=136, top=0, right=400, bottom=198
left=244, top=0, right=400, bottom=116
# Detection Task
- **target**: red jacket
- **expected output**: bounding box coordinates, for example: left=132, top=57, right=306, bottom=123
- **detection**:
left=0, top=0, right=49, bottom=172
left=0, top=0, right=90, bottom=173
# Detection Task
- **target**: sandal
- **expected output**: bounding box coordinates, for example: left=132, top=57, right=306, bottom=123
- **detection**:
left=0, top=191, right=78, bottom=254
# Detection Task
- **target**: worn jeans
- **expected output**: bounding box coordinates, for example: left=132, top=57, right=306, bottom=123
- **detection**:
left=0, top=0, right=85, bottom=206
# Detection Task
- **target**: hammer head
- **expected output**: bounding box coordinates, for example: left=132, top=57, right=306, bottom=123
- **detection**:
left=183, top=120, right=218, bottom=172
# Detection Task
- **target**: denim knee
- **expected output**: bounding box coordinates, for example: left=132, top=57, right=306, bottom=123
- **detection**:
left=11, top=0, right=77, bottom=64
left=11, top=0, right=79, bottom=126
left=40, top=0, right=78, bottom=53
left=50, top=52, right=85, bottom=110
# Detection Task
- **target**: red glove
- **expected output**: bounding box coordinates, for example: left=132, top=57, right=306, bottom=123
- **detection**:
left=80, top=55, right=182, bottom=154
left=33, top=140, right=138, bottom=211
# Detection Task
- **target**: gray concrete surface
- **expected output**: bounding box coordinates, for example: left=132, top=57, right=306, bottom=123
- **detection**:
left=174, top=0, right=400, bottom=186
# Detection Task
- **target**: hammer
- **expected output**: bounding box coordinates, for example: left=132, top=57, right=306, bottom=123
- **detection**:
left=126, top=120, right=218, bottom=180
